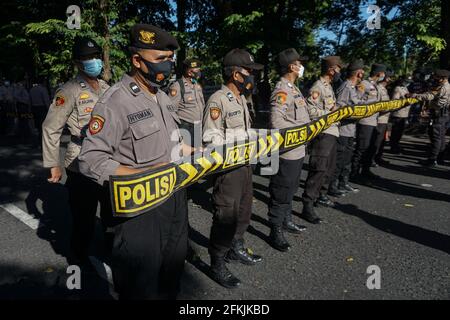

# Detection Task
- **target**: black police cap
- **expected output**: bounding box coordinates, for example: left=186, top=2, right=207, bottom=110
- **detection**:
left=370, top=63, right=387, bottom=75
left=130, top=24, right=179, bottom=51
left=347, top=59, right=365, bottom=71
left=72, top=37, right=101, bottom=59
left=278, top=48, right=308, bottom=67
left=321, top=56, right=343, bottom=69
left=223, top=48, right=263, bottom=70
left=434, top=69, right=450, bottom=78
left=183, top=58, right=202, bottom=69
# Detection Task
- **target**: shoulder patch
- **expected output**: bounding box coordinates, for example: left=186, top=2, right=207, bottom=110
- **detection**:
left=170, top=88, right=177, bottom=96
left=356, top=84, right=365, bottom=92
left=129, top=82, right=140, bottom=94
left=311, top=91, right=320, bottom=100
left=89, top=115, right=105, bottom=135
left=210, top=107, right=221, bottom=121
left=55, top=94, right=65, bottom=107
left=275, top=91, right=288, bottom=105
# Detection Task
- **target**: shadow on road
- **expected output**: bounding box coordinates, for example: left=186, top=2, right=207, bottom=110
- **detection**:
left=335, top=203, right=450, bottom=255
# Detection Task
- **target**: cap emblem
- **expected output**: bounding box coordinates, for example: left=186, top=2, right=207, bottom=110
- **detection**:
left=139, top=30, right=155, bottom=44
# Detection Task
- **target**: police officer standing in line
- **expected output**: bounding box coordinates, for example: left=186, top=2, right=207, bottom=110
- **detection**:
left=369, top=70, right=393, bottom=167
left=29, top=78, right=50, bottom=145
left=42, top=37, right=110, bottom=266
left=203, top=48, right=263, bottom=288
left=350, top=63, right=385, bottom=180
left=390, top=75, right=413, bottom=154
left=411, top=69, right=450, bottom=167
left=168, top=58, right=206, bottom=262
left=169, top=58, right=205, bottom=148
left=329, top=59, right=365, bottom=196
left=300, top=56, right=342, bottom=224
left=79, top=24, right=198, bottom=299
left=267, top=48, right=309, bottom=252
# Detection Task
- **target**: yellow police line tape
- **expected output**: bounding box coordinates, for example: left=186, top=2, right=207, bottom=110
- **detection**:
left=109, top=97, right=419, bottom=218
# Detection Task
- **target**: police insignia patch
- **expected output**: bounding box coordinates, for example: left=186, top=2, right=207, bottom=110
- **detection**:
left=55, top=95, right=65, bottom=106
left=80, top=93, right=90, bottom=100
left=170, top=89, right=177, bottom=96
left=210, top=107, right=221, bottom=120
left=311, top=91, right=320, bottom=100
left=276, top=92, right=287, bottom=105
left=89, top=115, right=105, bottom=135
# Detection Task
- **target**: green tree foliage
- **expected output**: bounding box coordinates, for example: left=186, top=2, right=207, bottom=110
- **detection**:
left=0, top=0, right=447, bottom=90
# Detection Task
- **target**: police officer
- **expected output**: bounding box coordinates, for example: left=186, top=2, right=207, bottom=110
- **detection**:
left=300, top=56, right=342, bottom=224
left=267, top=48, right=309, bottom=252
left=42, top=37, right=110, bottom=266
left=29, top=78, right=50, bottom=144
left=79, top=24, right=196, bottom=299
left=203, top=48, right=263, bottom=288
left=14, top=80, right=31, bottom=139
left=370, top=70, right=393, bottom=167
left=412, top=69, right=450, bottom=167
left=329, top=59, right=365, bottom=196
left=169, top=58, right=205, bottom=148
left=351, top=63, right=385, bottom=180
left=390, top=75, right=413, bottom=154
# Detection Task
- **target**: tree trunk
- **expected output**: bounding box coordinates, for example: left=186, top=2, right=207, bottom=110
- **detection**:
left=176, top=0, right=186, bottom=78
left=100, top=0, right=112, bottom=83
left=439, top=0, right=450, bottom=68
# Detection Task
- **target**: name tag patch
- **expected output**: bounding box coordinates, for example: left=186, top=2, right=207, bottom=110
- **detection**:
left=127, top=109, right=153, bottom=124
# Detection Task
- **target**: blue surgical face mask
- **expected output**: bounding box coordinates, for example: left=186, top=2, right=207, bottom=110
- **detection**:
left=81, top=58, right=103, bottom=77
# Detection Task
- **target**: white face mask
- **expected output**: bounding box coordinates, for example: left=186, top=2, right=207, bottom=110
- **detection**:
left=294, top=65, right=305, bottom=79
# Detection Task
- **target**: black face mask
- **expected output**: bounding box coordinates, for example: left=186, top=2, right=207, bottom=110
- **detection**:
left=333, top=71, right=341, bottom=83
left=138, top=55, right=173, bottom=88
left=235, top=72, right=255, bottom=95
left=191, top=70, right=202, bottom=80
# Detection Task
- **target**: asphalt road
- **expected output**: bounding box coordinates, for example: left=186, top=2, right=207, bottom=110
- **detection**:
left=0, top=131, right=449, bottom=300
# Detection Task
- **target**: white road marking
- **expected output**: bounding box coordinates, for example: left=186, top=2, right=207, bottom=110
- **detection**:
left=0, top=201, right=117, bottom=298
left=0, top=202, right=41, bottom=230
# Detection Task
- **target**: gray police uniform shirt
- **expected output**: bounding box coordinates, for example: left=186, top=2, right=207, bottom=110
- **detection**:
left=42, top=74, right=109, bottom=172
left=358, top=79, right=381, bottom=126
left=377, top=84, right=391, bottom=124
left=415, top=81, right=450, bottom=115
left=306, top=77, right=339, bottom=137
left=203, top=85, right=253, bottom=146
left=30, top=84, right=50, bottom=107
left=78, top=74, right=183, bottom=186
left=336, top=79, right=362, bottom=137
left=270, top=77, right=310, bottom=160
left=169, top=76, right=205, bottom=124
left=391, top=86, right=410, bottom=118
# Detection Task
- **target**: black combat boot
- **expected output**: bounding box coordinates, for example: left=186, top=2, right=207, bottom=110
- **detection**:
left=210, top=256, right=241, bottom=289
left=339, top=176, right=360, bottom=193
left=420, top=158, right=437, bottom=167
left=225, top=239, right=262, bottom=265
left=283, top=213, right=306, bottom=234
left=360, top=168, right=379, bottom=179
left=269, top=225, right=291, bottom=252
left=328, top=179, right=347, bottom=197
left=301, top=201, right=322, bottom=224
left=315, top=194, right=335, bottom=207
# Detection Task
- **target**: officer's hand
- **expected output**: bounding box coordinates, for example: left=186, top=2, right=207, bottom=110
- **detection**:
left=48, top=166, right=62, bottom=183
